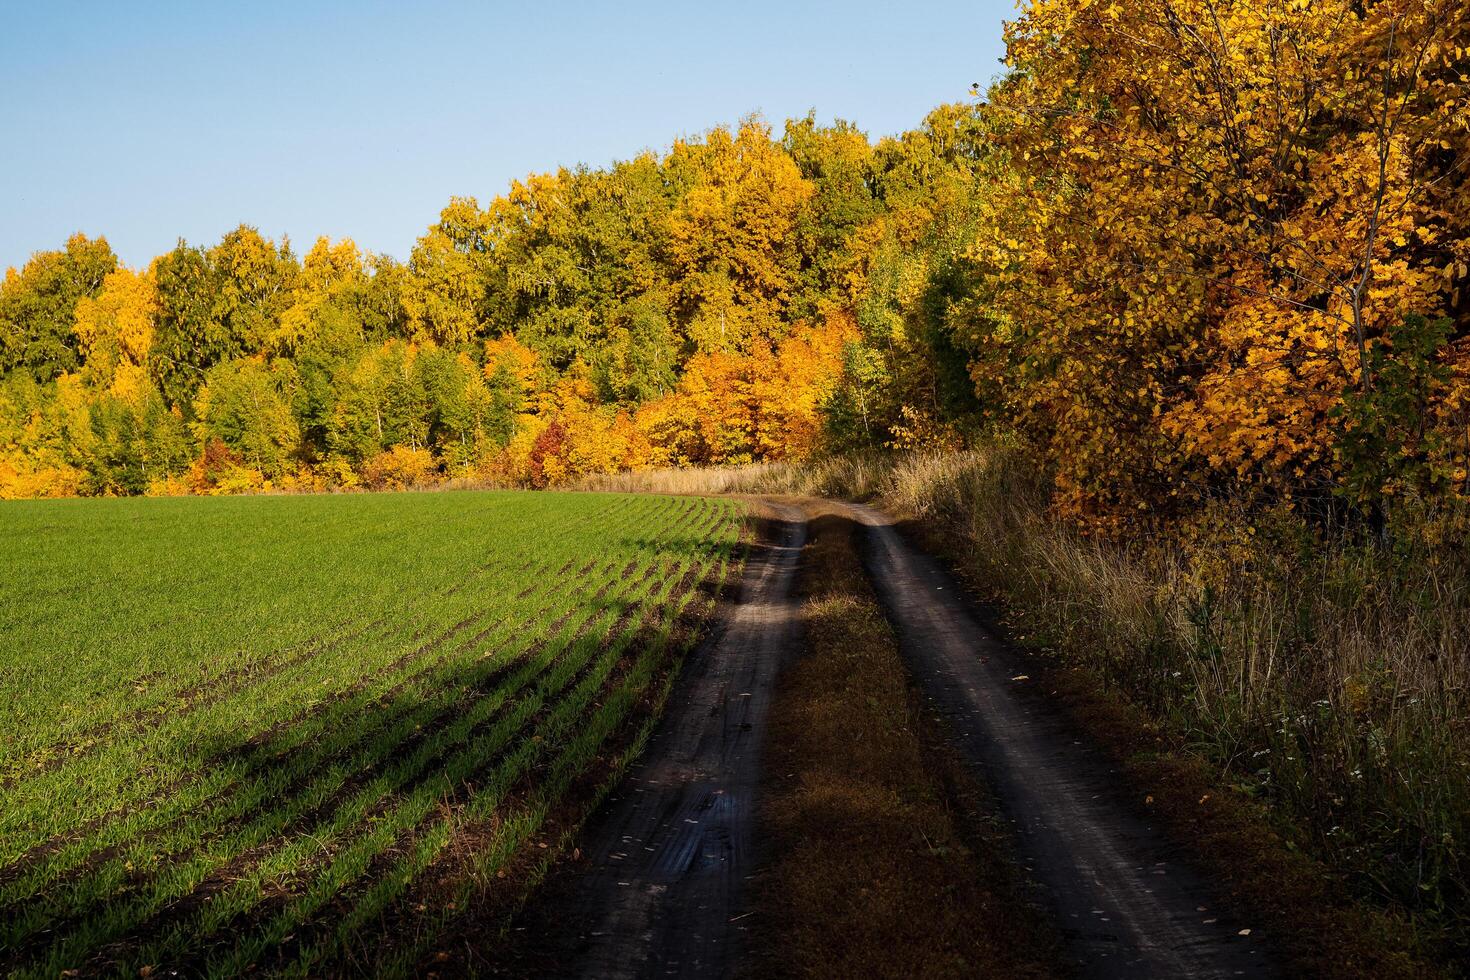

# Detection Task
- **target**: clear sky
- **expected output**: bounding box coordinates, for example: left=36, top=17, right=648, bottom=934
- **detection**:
left=0, top=1, right=1016, bottom=272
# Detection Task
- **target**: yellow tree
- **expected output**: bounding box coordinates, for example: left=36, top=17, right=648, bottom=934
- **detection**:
left=404, top=197, right=494, bottom=345
left=72, top=267, right=159, bottom=400
left=977, top=0, right=1469, bottom=514
left=274, top=236, right=367, bottom=350
left=636, top=315, right=856, bottom=465
left=666, top=118, right=814, bottom=352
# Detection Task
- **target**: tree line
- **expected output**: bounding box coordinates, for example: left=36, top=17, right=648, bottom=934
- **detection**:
left=0, top=114, right=979, bottom=497
left=3, top=0, right=1467, bottom=529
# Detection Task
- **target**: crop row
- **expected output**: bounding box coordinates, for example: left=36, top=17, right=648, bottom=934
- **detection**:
left=0, top=491, right=744, bottom=977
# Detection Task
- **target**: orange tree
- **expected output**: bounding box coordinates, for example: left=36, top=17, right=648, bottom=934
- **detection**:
left=967, top=0, right=1470, bottom=520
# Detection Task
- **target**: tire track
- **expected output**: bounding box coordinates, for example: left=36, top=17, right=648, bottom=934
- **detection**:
left=846, top=501, right=1275, bottom=979
left=545, top=503, right=806, bottom=979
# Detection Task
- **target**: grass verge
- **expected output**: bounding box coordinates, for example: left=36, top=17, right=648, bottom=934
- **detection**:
left=899, top=516, right=1443, bottom=979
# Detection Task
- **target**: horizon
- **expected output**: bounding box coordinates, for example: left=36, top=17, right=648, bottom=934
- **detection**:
left=0, top=0, right=1014, bottom=272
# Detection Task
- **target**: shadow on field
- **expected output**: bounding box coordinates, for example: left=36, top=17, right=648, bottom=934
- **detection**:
left=452, top=507, right=804, bottom=980
left=3, top=548, right=742, bottom=979
left=615, top=534, right=734, bottom=563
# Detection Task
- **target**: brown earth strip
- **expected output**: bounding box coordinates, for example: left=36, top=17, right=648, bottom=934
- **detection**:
left=0, top=611, right=413, bottom=887
left=376, top=556, right=743, bottom=978
left=22, top=528, right=573, bottom=775
left=745, top=506, right=1063, bottom=979
left=0, top=574, right=617, bottom=968
left=95, top=506, right=723, bottom=977
left=157, top=555, right=721, bottom=978
left=2, top=550, right=603, bottom=890
left=462, top=504, right=789, bottom=979
left=3, top=499, right=671, bottom=911
left=2, top=611, right=389, bottom=787
left=352, top=566, right=717, bottom=972
left=0, top=592, right=515, bottom=893
left=9, top=537, right=548, bottom=784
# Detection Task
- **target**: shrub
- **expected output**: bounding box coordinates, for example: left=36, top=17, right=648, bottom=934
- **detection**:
left=361, top=445, right=437, bottom=490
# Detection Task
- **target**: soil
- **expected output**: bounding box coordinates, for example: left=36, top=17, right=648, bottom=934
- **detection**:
left=847, top=501, right=1275, bottom=979
left=502, top=503, right=807, bottom=978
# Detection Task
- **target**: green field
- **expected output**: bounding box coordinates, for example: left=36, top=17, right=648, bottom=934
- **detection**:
left=0, top=490, right=745, bottom=977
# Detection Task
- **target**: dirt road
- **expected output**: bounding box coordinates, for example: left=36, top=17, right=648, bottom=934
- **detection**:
left=848, top=502, right=1275, bottom=978
left=546, top=504, right=806, bottom=978
left=533, top=498, right=1274, bottom=978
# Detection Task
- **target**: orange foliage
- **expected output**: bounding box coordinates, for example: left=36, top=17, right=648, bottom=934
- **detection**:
left=970, top=0, right=1470, bottom=517
left=637, top=314, right=857, bottom=466
left=187, top=439, right=269, bottom=496
left=361, top=445, right=438, bottom=490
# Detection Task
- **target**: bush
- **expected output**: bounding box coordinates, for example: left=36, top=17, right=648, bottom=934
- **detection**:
left=360, top=445, right=437, bottom=490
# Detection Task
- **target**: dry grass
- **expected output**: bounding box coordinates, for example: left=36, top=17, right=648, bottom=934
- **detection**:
left=873, top=450, right=1470, bottom=951
left=747, top=509, right=1060, bottom=979
left=573, top=456, right=902, bottom=499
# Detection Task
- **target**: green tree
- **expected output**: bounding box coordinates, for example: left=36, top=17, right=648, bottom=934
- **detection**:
left=1333, top=316, right=1457, bottom=507
left=328, top=341, right=429, bottom=462
left=0, top=234, right=117, bottom=380
left=290, top=304, right=366, bottom=461
left=84, top=386, right=190, bottom=494
left=782, top=114, right=882, bottom=321
left=151, top=227, right=298, bottom=410
left=193, top=357, right=301, bottom=477
left=593, top=294, right=678, bottom=404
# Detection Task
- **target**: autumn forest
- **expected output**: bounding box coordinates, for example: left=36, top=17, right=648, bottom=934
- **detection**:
left=3, top=1, right=1467, bottom=525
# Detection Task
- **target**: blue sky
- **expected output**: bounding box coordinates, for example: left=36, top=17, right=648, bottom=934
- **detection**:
left=0, top=1, right=1015, bottom=271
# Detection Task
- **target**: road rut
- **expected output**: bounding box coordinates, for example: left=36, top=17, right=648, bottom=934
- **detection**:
left=848, top=501, right=1275, bottom=978
left=552, top=504, right=806, bottom=979
left=530, top=498, right=1277, bottom=978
